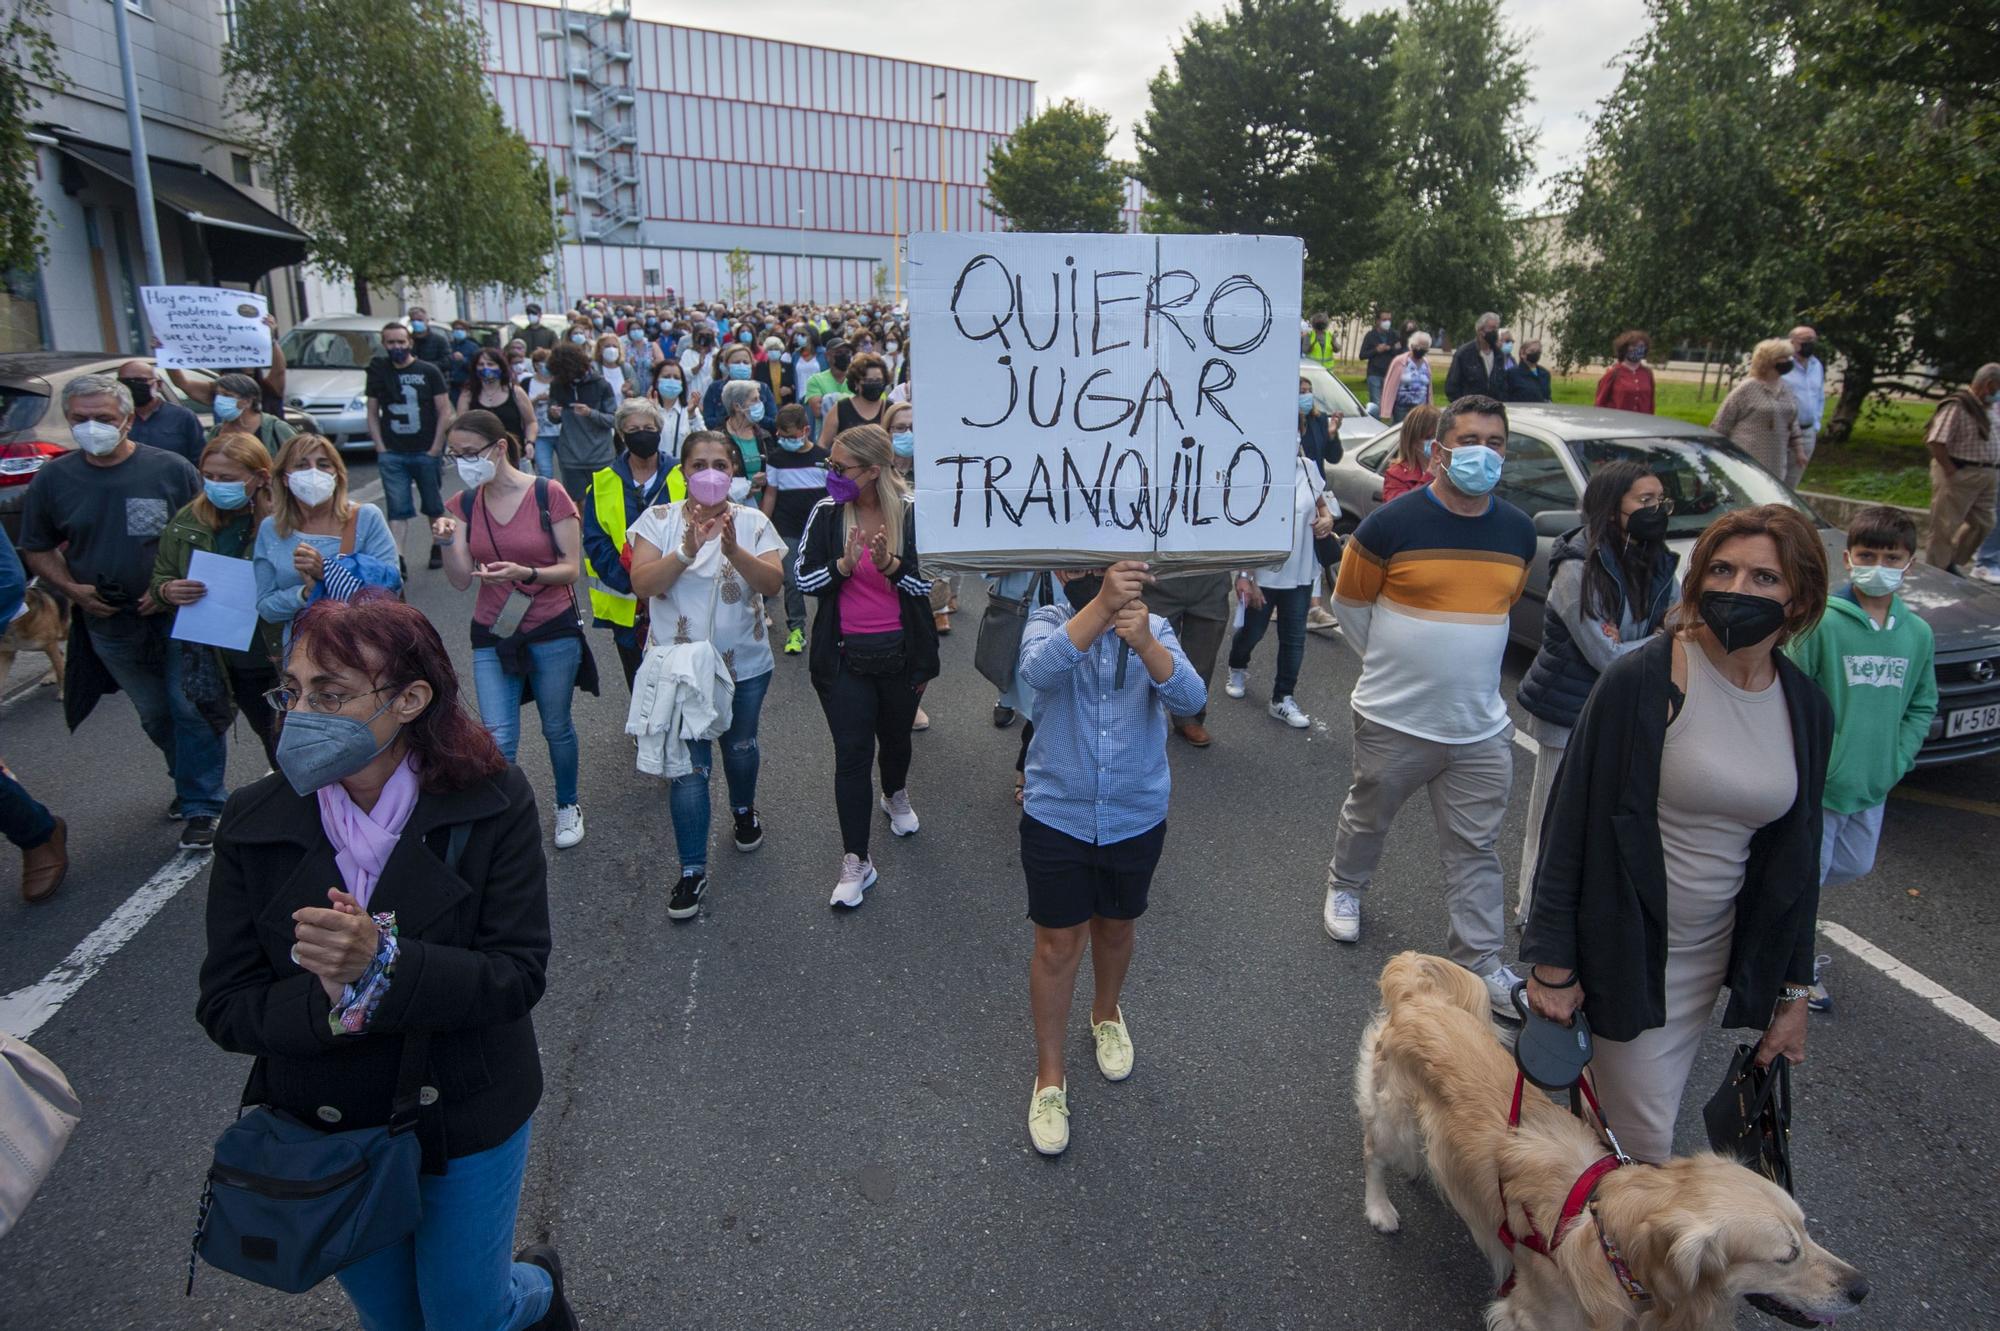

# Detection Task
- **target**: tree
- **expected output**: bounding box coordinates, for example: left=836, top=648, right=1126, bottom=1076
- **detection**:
left=223, top=0, right=553, bottom=312
left=1, top=0, right=64, bottom=274
left=1353, top=0, right=1536, bottom=340
left=1135, top=0, right=1397, bottom=297
left=724, top=248, right=754, bottom=306
left=983, top=99, right=1125, bottom=233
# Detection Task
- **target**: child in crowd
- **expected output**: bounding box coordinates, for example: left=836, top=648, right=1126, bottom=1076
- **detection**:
left=1015, top=561, right=1206, bottom=1156
left=1784, top=504, right=1937, bottom=1011
left=760, top=403, right=828, bottom=656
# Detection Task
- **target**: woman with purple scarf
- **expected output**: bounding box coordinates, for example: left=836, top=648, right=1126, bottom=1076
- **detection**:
left=197, top=593, right=579, bottom=1331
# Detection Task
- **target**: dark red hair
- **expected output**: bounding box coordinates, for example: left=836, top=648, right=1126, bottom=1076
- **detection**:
left=289, top=592, right=506, bottom=793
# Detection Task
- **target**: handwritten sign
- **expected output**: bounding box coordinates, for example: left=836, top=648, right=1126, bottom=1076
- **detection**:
left=141, top=285, right=271, bottom=370
left=907, top=232, right=1303, bottom=573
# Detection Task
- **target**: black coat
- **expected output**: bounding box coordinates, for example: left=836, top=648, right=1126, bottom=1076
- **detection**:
left=1520, top=634, right=1831, bottom=1041
left=1444, top=338, right=1508, bottom=401
left=794, top=493, right=939, bottom=690
left=197, top=766, right=549, bottom=1171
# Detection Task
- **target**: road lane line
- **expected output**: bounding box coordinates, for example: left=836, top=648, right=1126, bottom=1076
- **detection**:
left=1510, top=730, right=1534, bottom=754
left=1889, top=785, right=2000, bottom=819
left=0, top=850, right=210, bottom=1041
left=1819, top=920, right=2000, bottom=1049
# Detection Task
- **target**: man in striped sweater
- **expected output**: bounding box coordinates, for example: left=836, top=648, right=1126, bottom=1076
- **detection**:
left=1323, top=394, right=1537, bottom=1015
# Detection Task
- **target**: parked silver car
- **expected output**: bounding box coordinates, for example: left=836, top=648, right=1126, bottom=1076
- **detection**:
left=277, top=316, right=388, bottom=451
left=1324, top=403, right=2000, bottom=766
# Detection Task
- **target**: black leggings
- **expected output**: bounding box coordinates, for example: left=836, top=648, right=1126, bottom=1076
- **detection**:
left=818, top=661, right=923, bottom=856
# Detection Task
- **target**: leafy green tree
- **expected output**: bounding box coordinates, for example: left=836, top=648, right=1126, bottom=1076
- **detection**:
left=1, top=0, right=64, bottom=274
left=1135, top=0, right=1397, bottom=295
left=224, top=0, right=553, bottom=312
left=725, top=247, right=754, bottom=306
left=1354, top=0, right=1536, bottom=340
left=983, top=99, right=1125, bottom=233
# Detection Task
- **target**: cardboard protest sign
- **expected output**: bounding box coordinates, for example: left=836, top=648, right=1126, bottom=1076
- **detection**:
left=141, top=286, right=271, bottom=370
left=907, top=232, right=1303, bottom=573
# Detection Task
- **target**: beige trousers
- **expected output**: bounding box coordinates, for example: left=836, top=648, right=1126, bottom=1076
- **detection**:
left=1926, top=461, right=1999, bottom=569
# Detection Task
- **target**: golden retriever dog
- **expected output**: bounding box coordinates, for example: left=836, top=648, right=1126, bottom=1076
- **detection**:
left=1355, top=952, right=1868, bottom=1331
left=0, top=585, right=67, bottom=697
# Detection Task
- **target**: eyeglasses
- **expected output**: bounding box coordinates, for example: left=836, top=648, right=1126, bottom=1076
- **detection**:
left=262, top=683, right=394, bottom=714
left=825, top=460, right=870, bottom=478
left=1631, top=497, right=1677, bottom=515
left=445, top=440, right=499, bottom=461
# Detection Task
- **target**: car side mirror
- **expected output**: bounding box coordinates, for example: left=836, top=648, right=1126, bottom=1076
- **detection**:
left=1533, top=509, right=1582, bottom=538
left=1364, top=402, right=1379, bottom=417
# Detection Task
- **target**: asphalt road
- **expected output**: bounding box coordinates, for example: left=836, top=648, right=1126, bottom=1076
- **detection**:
left=1, top=469, right=1996, bottom=1329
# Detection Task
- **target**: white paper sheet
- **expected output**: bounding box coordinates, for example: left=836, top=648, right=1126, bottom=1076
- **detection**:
left=141, top=286, right=272, bottom=370
left=168, top=551, right=260, bottom=651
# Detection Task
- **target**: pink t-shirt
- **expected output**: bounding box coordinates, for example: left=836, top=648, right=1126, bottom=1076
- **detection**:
left=467, top=481, right=580, bottom=635
left=839, top=553, right=903, bottom=634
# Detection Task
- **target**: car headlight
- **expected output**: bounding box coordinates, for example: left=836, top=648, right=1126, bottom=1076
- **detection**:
left=346, top=397, right=367, bottom=413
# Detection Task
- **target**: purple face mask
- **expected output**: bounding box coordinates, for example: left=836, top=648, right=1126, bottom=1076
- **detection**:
left=686, top=466, right=732, bottom=506
left=824, top=470, right=861, bottom=504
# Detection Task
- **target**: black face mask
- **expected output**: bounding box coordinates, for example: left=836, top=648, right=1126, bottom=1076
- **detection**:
left=1796, top=341, right=1816, bottom=359
left=622, top=429, right=662, bottom=459
left=1772, top=359, right=1795, bottom=376
left=388, top=347, right=412, bottom=363
left=1625, top=504, right=1670, bottom=543
left=1699, top=591, right=1788, bottom=652
left=1482, top=329, right=1499, bottom=346
left=119, top=377, right=154, bottom=409
left=858, top=382, right=886, bottom=402
left=831, top=356, right=852, bottom=374
left=1062, top=574, right=1103, bottom=615
left=1524, top=352, right=1541, bottom=365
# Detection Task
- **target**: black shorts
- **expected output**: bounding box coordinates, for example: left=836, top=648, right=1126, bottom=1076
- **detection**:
left=1019, top=814, right=1167, bottom=929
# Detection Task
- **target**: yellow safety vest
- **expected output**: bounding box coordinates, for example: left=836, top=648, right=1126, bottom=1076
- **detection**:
left=585, top=468, right=639, bottom=627
left=1307, top=329, right=1340, bottom=372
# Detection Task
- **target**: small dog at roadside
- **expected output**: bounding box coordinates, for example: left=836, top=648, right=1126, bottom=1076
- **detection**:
left=0, top=585, right=68, bottom=697
left=1355, top=951, right=1869, bottom=1330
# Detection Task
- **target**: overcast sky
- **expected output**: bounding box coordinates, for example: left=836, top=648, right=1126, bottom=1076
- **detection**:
left=634, top=0, right=1648, bottom=212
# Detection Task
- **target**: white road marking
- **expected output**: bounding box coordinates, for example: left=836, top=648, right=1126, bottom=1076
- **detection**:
left=1820, top=920, right=2000, bottom=1049
left=0, top=850, right=211, bottom=1041
left=1510, top=729, right=1534, bottom=754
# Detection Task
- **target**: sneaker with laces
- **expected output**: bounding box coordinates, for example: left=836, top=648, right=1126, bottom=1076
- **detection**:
left=668, top=870, right=706, bottom=920
left=1224, top=668, right=1248, bottom=699
left=1306, top=604, right=1339, bottom=634
left=553, top=804, right=585, bottom=849
left=1807, top=953, right=1832, bottom=1013
left=1482, top=963, right=1525, bottom=1018
left=179, top=815, right=217, bottom=851
left=165, top=796, right=183, bottom=822
left=784, top=627, right=806, bottom=654
left=830, top=853, right=877, bottom=907
left=1028, top=1082, right=1070, bottom=1155
left=880, top=789, right=920, bottom=836
left=1323, top=887, right=1361, bottom=942
left=733, top=807, right=764, bottom=852
left=1092, top=1008, right=1134, bottom=1081
left=1269, top=696, right=1310, bottom=728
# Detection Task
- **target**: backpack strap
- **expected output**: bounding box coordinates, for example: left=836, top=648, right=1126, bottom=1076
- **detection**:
left=338, top=507, right=359, bottom=555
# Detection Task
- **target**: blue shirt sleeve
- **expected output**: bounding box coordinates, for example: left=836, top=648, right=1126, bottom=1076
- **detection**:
left=0, top=527, right=26, bottom=625
left=253, top=517, right=305, bottom=622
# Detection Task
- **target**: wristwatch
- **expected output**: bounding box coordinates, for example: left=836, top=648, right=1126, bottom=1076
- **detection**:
left=524, top=566, right=540, bottom=585
left=1779, top=984, right=1812, bottom=1004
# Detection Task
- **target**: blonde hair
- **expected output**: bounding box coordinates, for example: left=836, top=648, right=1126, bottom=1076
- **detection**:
left=1750, top=338, right=1795, bottom=378
left=190, top=433, right=274, bottom=529
left=270, top=433, right=352, bottom=537
left=832, top=424, right=908, bottom=557
left=882, top=401, right=912, bottom=434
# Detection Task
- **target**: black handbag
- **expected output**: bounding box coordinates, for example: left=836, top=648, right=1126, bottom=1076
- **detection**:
left=841, top=629, right=907, bottom=676
left=974, top=573, right=1051, bottom=692
left=1702, top=1043, right=1794, bottom=1194
left=1313, top=530, right=1343, bottom=569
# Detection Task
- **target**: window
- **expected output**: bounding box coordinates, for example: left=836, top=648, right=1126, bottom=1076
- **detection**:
left=230, top=153, right=254, bottom=187
left=1568, top=436, right=1814, bottom=537
left=220, top=0, right=240, bottom=41
left=1494, top=431, right=1577, bottom=517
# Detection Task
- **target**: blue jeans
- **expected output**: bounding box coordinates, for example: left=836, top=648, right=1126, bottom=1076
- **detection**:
left=88, top=619, right=227, bottom=818
left=532, top=436, right=556, bottom=481
left=472, top=636, right=582, bottom=807
left=0, top=765, right=55, bottom=849
left=1228, top=583, right=1312, bottom=703
left=1976, top=495, right=2000, bottom=571
left=671, top=668, right=771, bottom=871
left=1366, top=372, right=1385, bottom=412
left=335, top=1120, right=553, bottom=1331
left=376, top=450, right=445, bottom=522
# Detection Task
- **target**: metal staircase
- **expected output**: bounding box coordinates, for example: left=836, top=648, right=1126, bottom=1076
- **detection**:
left=559, top=1, right=640, bottom=242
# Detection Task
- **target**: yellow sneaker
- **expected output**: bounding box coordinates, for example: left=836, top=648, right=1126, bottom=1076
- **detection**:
left=1092, top=1008, right=1134, bottom=1081
left=1028, top=1082, right=1069, bottom=1155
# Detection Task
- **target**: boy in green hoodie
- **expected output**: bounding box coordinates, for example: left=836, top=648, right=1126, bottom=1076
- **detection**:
left=1785, top=505, right=1937, bottom=1011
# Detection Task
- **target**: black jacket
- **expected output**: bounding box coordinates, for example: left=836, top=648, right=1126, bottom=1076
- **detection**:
left=1518, top=531, right=1675, bottom=729
left=1520, top=634, right=1831, bottom=1041
left=197, top=766, right=549, bottom=1171
left=1445, top=338, right=1507, bottom=401
left=794, top=494, right=939, bottom=690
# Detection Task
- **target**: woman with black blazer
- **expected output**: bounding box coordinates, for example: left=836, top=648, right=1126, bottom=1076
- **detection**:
left=197, top=593, right=577, bottom=1331
left=1522, top=504, right=1832, bottom=1164
left=794, top=423, right=939, bottom=909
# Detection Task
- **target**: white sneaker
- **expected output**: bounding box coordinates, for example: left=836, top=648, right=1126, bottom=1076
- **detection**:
left=880, top=789, right=920, bottom=836
left=1483, top=964, right=1524, bottom=1018
left=1269, top=696, right=1310, bottom=728
left=1973, top=564, right=2000, bottom=585
left=1323, top=888, right=1361, bottom=942
left=553, top=804, right=585, bottom=849
left=1224, top=668, right=1248, bottom=699
left=830, top=853, right=877, bottom=908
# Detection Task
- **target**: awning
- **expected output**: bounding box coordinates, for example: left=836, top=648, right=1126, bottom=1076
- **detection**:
left=48, top=131, right=309, bottom=282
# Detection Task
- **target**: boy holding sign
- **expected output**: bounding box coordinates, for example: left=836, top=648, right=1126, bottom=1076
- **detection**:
left=1016, top=560, right=1205, bottom=1156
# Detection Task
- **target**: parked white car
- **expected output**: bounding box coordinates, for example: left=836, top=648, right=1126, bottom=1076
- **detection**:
left=277, top=315, right=392, bottom=451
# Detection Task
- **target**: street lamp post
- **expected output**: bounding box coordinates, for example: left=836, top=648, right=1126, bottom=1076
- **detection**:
left=932, top=89, right=948, bottom=231
left=797, top=207, right=807, bottom=302
left=110, top=0, right=165, bottom=304
left=890, top=145, right=903, bottom=305
left=535, top=26, right=573, bottom=312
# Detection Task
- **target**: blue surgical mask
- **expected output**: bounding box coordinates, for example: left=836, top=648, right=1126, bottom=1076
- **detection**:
left=273, top=695, right=402, bottom=796
left=1850, top=563, right=1906, bottom=597
left=728, top=363, right=752, bottom=380
left=1298, top=393, right=1315, bottom=415
left=204, top=479, right=250, bottom=510
left=1502, top=340, right=1515, bottom=357
left=776, top=433, right=811, bottom=452
left=891, top=430, right=915, bottom=457
left=1444, top=443, right=1504, bottom=496
left=658, top=378, right=683, bottom=400
left=747, top=402, right=766, bottom=423
left=409, top=320, right=428, bottom=334
left=451, top=327, right=469, bottom=341
left=213, top=396, right=244, bottom=422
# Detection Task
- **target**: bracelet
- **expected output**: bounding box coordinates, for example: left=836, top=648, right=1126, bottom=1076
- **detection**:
left=1779, top=984, right=1811, bottom=1003
left=672, top=544, right=692, bottom=564
left=1531, top=965, right=1579, bottom=989
left=525, top=566, right=539, bottom=585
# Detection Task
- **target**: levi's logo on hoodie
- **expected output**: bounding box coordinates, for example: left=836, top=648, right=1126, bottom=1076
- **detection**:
left=1842, top=654, right=1910, bottom=688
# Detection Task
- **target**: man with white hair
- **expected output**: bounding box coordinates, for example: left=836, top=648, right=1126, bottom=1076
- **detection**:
left=16, top=375, right=217, bottom=848
left=1781, top=325, right=1827, bottom=489
left=1444, top=312, right=1507, bottom=401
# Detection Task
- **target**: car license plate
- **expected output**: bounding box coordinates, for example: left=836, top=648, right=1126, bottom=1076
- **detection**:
left=1946, top=704, right=2000, bottom=738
